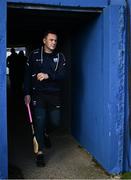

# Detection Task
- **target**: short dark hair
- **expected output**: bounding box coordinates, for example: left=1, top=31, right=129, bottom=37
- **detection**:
left=43, top=30, right=57, bottom=38
left=11, top=48, right=15, bottom=54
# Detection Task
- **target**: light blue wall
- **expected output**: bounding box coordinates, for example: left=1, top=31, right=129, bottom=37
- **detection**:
left=0, top=0, right=8, bottom=179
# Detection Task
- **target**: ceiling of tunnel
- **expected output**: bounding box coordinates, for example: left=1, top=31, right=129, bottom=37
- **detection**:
left=7, top=7, right=99, bottom=47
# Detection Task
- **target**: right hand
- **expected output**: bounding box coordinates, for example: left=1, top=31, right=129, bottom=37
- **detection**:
left=24, top=95, right=31, bottom=105
left=37, top=73, right=49, bottom=81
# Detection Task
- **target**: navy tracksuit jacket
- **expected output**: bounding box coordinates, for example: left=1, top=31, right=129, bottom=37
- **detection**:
left=24, top=47, right=67, bottom=96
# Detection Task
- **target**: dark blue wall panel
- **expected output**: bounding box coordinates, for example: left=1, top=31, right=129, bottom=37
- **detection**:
left=0, top=0, right=8, bottom=179
left=71, top=5, right=126, bottom=174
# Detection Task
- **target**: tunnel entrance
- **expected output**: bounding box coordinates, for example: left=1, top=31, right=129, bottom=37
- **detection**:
left=7, top=3, right=106, bottom=177
left=7, top=3, right=101, bottom=127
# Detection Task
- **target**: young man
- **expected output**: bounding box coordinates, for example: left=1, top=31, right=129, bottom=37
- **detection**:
left=24, top=30, right=67, bottom=167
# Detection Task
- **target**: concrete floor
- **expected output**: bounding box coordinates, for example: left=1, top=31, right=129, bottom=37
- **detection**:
left=7, top=80, right=111, bottom=179
left=8, top=126, right=110, bottom=179
left=9, top=133, right=111, bottom=179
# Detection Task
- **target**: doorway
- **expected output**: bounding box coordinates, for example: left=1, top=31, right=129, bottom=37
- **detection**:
left=7, top=1, right=128, bottom=177
left=7, top=3, right=103, bottom=177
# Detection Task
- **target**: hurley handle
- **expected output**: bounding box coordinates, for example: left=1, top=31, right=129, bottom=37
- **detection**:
left=27, top=103, right=33, bottom=123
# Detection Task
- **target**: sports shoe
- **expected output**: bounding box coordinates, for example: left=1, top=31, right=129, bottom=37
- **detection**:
left=36, top=154, right=45, bottom=167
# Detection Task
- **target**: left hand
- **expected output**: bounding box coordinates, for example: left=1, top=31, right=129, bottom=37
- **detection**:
left=37, top=73, right=49, bottom=81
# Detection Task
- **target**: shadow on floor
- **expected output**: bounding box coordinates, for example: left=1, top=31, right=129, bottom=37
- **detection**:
left=8, top=164, right=24, bottom=179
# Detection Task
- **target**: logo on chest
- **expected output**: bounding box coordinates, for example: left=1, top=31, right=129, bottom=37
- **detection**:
left=53, top=58, right=58, bottom=63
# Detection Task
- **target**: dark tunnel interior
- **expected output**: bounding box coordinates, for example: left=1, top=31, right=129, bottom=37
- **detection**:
left=7, top=5, right=100, bottom=129
left=7, top=6, right=99, bottom=48
left=7, top=5, right=100, bottom=176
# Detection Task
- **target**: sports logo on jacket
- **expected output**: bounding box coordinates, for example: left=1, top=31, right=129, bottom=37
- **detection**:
left=53, top=58, right=58, bottom=63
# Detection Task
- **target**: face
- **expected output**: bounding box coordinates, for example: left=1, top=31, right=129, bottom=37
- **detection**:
left=43, top=33, right=57, bottom=53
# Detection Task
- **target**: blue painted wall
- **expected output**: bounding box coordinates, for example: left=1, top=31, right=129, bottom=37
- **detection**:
left=103, top=6, right=126, bottom=173
left=123, top=0, right=131, bottom=172
left=71, top=5, right=126, bottom=174
left=7, top=0, right=108, bottom=8
left=0, top=0, right=128, bottom=178
left=7, top=0, right=127, bottom=7
left=0, top=0, right=8, bottom=179
left=110, top=0, right=126, bottom=5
